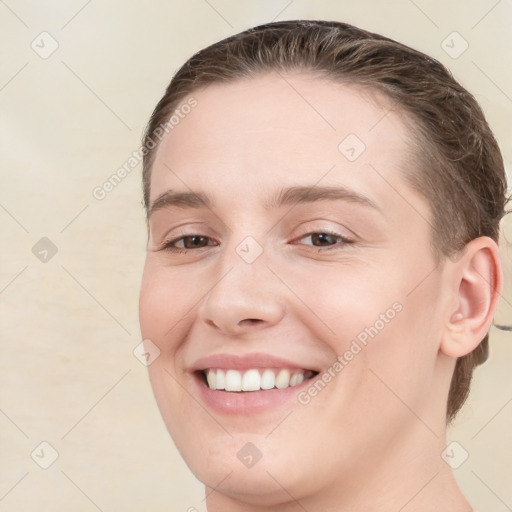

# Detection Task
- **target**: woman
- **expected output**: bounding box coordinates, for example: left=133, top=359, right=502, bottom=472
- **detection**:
left=138, top=20, right=507, bottom=511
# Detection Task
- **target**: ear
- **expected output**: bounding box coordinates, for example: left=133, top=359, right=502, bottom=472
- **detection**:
left=441, top=236, right=503, bottom=358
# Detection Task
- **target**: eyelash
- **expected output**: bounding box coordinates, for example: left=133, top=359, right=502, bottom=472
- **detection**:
left=159, top=229, right=354, bottom=254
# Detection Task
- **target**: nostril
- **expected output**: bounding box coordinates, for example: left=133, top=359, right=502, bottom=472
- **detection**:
left=240, top=318, right=262, bottom=326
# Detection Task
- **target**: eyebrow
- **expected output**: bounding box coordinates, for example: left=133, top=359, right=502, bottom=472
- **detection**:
left=147, top=185, right=381, bottom=217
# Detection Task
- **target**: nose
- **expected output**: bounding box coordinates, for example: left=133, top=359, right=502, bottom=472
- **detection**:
left=196, top=253, right=286, bottom=336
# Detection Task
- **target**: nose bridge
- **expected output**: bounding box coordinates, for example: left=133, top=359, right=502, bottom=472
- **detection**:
left=197, top=233, right=286, bottom=333
left=214, top=229, right=271, bottom=293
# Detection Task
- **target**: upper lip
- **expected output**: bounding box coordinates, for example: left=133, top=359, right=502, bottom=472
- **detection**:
left=191, top=352, right=319, bottom=372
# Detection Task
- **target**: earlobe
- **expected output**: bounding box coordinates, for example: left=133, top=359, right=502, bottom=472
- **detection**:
left=441, top=237, right=503, bottom=358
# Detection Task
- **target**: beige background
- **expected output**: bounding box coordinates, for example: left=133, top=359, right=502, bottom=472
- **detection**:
left=1, top=1, right=511, bottom=510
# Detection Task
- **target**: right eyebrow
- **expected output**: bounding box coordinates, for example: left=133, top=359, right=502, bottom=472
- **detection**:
left=147, top=190, right=212, bottom=218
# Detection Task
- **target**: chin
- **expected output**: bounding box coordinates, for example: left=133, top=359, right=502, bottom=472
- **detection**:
left=173, top=424, right=329, bottom=508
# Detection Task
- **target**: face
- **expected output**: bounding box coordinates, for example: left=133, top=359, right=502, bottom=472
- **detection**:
left=139, top=73, right=452, bottom=506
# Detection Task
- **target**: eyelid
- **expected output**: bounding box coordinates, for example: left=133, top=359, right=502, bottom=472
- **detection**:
left=291, top=219, right=356, bottom=241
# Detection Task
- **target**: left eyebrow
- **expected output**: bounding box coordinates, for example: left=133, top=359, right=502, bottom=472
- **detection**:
left=147, top=185, right=381, bottom=218
left=263, top=185, right=382, bottom=212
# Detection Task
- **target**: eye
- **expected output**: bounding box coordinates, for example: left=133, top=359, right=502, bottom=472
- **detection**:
left=158, top=230, right=353, bottom=254
left=160, top=234, right=217, bottom=253
left=294, top=231, right=354, bottom=249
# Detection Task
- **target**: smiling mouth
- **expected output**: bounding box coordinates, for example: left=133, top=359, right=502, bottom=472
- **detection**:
left=200, top=368, right=318, bottom=392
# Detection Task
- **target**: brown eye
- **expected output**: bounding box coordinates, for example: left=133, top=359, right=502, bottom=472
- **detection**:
left=179, top=235, right=209, bottom=249
left=161, top=235, right=216, bottom=253
left=309, top=233, right=339, bottom=246
left=297, top=231, right=353, bottom=249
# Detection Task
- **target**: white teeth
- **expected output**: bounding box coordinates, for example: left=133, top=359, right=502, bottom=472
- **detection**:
left=260, top=369, right=275, bottom=389
left=204, top=368, right=312, bottom=392
left=225, top=369, right=242, bottom=392
left=290, top=371, right=304, bottom=387
left=216, top=369, right=225, bottom=390
left=242, top=369, right=261, bottom=391
left=206, top=369, right=217, bottom=390
left=275, top=369, right=291, bottom=389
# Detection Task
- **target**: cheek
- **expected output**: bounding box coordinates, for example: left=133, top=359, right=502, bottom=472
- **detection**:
left=139, top=261, right=207, bottom=421
left=295, top=261, right=440, bottom=403
left=289, top=261, right=402, bottom=343
left=139, top=262, right=198, bottom=347
left=139, top=266, right=197, bottom=454
left=348, top=278, right=443, bottom=422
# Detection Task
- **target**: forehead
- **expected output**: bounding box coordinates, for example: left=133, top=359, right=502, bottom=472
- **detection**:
left=150, top=72, right=416, bottom=210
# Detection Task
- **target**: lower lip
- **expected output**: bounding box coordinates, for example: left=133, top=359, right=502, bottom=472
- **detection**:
left=193, top=372, right=314, bottom=415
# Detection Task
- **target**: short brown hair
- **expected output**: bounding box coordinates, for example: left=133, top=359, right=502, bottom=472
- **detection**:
left=141, top=20, right=508, bottom=421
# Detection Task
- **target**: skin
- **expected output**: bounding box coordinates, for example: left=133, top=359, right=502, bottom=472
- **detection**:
left=139, top=73, right=502, bottom=511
